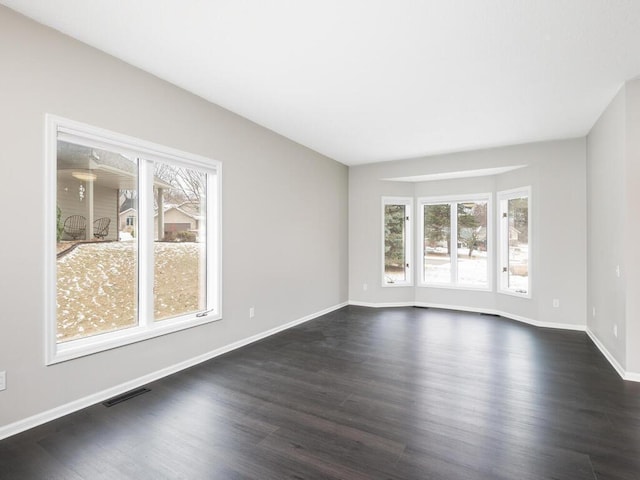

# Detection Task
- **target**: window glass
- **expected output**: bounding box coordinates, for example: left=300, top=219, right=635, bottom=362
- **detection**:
left=498, top=188, right=530, bottom=296
left=423, top=203, right=451, bottom=284
left=507, top=196, right=529, bottom=294
left=420, top=196, right=491, bottom=289
left=457, top=201, right=488, bottom=286
left=56, top=140, right=138, bottom=342
left=153, top=163, right=207, bottom=321
left=384, top=204, right=409, bottom=284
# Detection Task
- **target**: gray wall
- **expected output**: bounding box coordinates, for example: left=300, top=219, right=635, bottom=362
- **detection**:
left=625, top=81, right=640, bottom=374
left=586, top=86, right=627, bottom=367
left=0, top=7, right=348, bottom=428
left=587, top=79, right=640, bottom=374
left=349, top=139, right=587, bottom=328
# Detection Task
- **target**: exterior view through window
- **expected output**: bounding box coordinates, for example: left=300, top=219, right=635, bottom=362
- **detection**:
left=383, top=198, right=412, bottom=285
left=56, top=142, right=139, bottom=341
left=421, top=196, right=490, bottom=288
left=153, top=162, right=207, bottom=321
left=499, top=188, right=530, bottom=295
left=49, top=116, right=220, bottom=363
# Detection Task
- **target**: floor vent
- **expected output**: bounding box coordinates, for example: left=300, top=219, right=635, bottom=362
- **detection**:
left=413, top=306, right=429, bottom=309
left=102, top=388, right=151, bottom=407
left=480, top=312, right=500, bottom=317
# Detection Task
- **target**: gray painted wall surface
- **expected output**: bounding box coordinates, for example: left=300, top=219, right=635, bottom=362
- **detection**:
left=0, top=7, right=348, bottom=427
left=587, top=86, right=627, bottom=368
left=349, top=139, right=587, bottom=328
left=587, top=79, right=640, bottom=374
left=625, top=81, right=640, bottom=373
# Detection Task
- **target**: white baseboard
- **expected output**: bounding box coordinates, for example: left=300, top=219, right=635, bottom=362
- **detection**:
left=348, top=300, right=414, bottom=308
left=585, top=328, right=640, bottom=382
left=349, top=300, right=640, bottom=383
left=352, top=300, right=587, bottom=332
left=0, top=301, right=348, bottom=441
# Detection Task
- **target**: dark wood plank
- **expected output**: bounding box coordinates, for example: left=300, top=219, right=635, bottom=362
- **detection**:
left=2, top=306, right=640, bottom=479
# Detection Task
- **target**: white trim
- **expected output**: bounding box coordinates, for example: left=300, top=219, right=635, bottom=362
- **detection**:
left=418, top=193, right=492, bottom=289
left=585, top=328, right=640, bottom=382
left=54, top=115, right=218, bottom=171
left=412, top=302, right=585, bottom=331
left=348, top=300, right=415, bottom=308
left=45, top=114, right=223, bottom=364
left=381, top=196, right=413, bottom=287
left=0, top=302, right=347, bottom=441
left=497, top=186, right=532, bottom=298
left=349, top=300, right=585, bottom=331
left=44, top=116, right=58, bottom=365
left=348, top=301, right=640, bottom=383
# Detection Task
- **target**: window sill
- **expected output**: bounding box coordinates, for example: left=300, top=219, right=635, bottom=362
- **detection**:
left=47, top=313, right=222, bottom=365
left=418, top=283, right=491, bottom=292
left=498, top=289, right=532, bottom=299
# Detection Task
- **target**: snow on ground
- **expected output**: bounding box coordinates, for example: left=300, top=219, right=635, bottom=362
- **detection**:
left=57, top=242, right=204, bottom=343
left=388, top=247, right=528, bottom=288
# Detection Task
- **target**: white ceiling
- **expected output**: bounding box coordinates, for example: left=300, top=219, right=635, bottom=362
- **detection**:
left=3, top=0, right=640, bottom=166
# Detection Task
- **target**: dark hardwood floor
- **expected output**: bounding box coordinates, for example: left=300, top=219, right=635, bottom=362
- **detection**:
left=1, top=306, right=640, bottom=479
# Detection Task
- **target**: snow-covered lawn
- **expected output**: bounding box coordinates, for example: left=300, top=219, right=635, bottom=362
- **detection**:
left=57, top=242, right=203, bottom=343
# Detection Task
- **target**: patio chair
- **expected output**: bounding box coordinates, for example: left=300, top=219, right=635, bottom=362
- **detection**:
left=93, top=217, right=111, bottom=239
left=63, top=215, right=86, bottom=240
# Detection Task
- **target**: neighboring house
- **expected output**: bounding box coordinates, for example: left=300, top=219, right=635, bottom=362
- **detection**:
left=119, top=207, right=137, bottom=232
left=154, top=202, right=202, bottom=240
left=114, top=202, right=203, bottom=240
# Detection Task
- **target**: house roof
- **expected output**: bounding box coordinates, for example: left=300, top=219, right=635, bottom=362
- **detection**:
left=119, top=198, right=136, bottom=213
left=58, top=141, right=173, bottom=191
left=119, top=207, right=136, bottom=216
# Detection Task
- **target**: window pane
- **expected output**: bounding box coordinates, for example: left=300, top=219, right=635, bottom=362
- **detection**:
left=508, top=197, right=528, bottom=293
left=153, top=163, right=207, bottom=320
left=457, top=201, right=488, bottom=286
left=423, top=203, right=451, bottom=284
left=56, top=140, right=138, bottom=342
left=384, top=204, right=407, bottom=284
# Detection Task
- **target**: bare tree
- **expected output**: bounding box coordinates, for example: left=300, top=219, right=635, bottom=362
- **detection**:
left=154, top=164, right=205, bottom=206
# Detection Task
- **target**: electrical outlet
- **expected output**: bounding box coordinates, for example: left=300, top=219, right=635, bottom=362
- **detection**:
left=249, top=307, right=255, bottom=319
left=552, top=299, right=560, bottom=308
left=363, top=283, right=368, bottom=291
left=592, top=307, right=596, bottom=317
left=0, top=371, right=6, bottom=391
left=614, top=324, right=618, bottom=338
left=616, top=265, right=621, bottom=278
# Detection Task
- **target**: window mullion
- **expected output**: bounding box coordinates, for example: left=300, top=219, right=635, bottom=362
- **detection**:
left=137, top=158, right=155, bottom=327
left=450, top=202, right=458, bottom=285
left=206, top=171, right=216, bottom=312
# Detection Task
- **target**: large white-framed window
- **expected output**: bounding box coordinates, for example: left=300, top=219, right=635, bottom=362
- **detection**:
left=498, top=186, right=531, bottom=297
left=45, top=115, right=222, bottom=364
left=382, top=197, right=413, bottom=286
left=418, top=194, right=492, bottom=290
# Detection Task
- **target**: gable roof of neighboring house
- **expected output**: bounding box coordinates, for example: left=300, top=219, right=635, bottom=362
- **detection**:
left=119, top=207, right=137, bottom=217
left=120, top=202, right=203, bottom=221
left=154, top=202, right=203, bottom=221
left=119, top=198, right=136, bottom=213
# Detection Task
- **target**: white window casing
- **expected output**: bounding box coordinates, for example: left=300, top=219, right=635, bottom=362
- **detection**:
left=45, top=114, right=222, bottom=364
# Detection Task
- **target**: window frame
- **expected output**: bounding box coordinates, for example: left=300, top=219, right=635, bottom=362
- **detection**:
left=497, top=186, right=532, bottom=298
left=417, top=193, right=492, bottom=291
left=381, top=196, right=413, bottom=287
left=45, top=114, right=222, bottom=365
